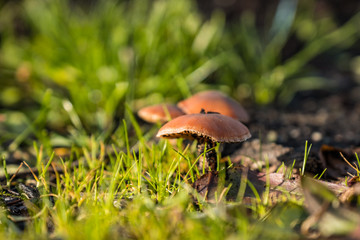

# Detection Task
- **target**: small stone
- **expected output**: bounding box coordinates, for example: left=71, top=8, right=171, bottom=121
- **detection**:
left=267, top=130, right=278, bottom=142
left=290, top=128, right=300, bottom=138
left=311, top=132, right=322, bottom=142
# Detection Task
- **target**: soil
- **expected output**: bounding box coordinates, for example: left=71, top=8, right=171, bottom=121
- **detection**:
left=230, top=80, right=360, bottom=181
left=250, top=86, right=360, bottom=150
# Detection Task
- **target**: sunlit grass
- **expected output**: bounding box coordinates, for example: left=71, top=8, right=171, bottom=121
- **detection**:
left=0, top=134, right=307, bottom=239
left=0, top=0, right=225, bottom=144
left=0, top=101, right=309, bottom=238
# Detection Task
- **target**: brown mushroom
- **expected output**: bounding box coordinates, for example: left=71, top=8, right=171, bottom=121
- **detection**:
left=177, top=90, right=250, bottom=123
left=156, top=111, right=251, bottom=172
left=137, top=104, right=185, bottom=124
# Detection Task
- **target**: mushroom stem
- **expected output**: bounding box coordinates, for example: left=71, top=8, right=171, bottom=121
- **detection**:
left=197, top=141, right=217, bottom=172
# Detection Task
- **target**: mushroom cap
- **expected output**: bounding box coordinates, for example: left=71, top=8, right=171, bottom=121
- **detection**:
left=177, top=90, right=250, bottom=122
left=138, top=104, right=185, bottom=123
left=156, top=113, right=251, bottom=143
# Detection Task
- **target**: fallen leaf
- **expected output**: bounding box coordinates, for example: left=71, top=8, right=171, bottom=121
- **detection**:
left=319, top=145, right=360, bottom=179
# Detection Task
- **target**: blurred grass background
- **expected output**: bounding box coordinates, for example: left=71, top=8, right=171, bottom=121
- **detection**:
left=0, top=0, right=359, bottom=150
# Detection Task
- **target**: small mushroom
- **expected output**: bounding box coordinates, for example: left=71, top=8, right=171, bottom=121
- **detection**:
left=156, top=111, right=251, bottom=172
left=177, top=90, right=250, bottom=123
left=137, top=104, right=185, bottom=124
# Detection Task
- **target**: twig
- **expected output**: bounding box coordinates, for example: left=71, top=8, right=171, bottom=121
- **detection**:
left=22, top=161, right=40, bottom=183
left=8, top=162, right=24, bottom=185
left=340, top=152, right=359, bottom=174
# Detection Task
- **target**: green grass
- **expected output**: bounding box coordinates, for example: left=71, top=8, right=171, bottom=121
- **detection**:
left=223, top=0, right=360, bottom=104
left=1, top=0, right=359, bottom=149
left=0, top=0, right=226, bottom=144
left=0, top=138, right=308, bottom=240
left=0, top=0, right=359, bottom=150
left=0, top=0, right=360, bottom=239
left=301, top=140, right=312, bottom=176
